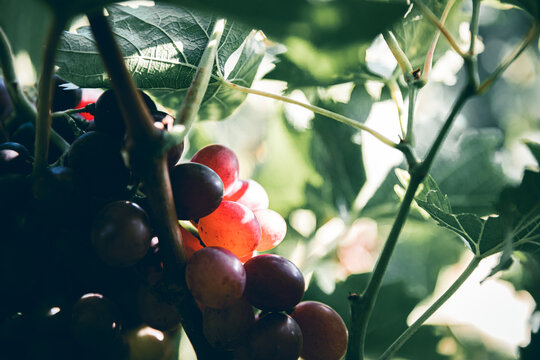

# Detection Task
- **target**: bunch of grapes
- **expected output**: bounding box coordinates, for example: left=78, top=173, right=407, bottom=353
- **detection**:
left=0, top=76, right=347, bottom=360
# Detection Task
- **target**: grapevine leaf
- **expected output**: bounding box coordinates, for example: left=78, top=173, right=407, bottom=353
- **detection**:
left=166, top=0, right=409, bottom=48
left=497, top=0, right=540, bottom=19
left=393, top=0, right=468, bottom=70
left=417, top=167, right=540, bottom=257
left=308, top=86, right=370, bottom=218
left=55, top=3, right=265, bottom=120
left=430, top=129, right=508, bottom=216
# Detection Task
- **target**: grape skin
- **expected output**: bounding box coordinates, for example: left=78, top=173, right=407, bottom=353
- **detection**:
left=291, top=301, right=348, bottom=360
left=244, top=254, right=305, bottom=312
left=185, top=247, right=246, bottom=309
left=197, top=201, right=261, bottom=259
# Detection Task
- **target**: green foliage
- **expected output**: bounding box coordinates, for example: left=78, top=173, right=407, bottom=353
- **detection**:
left=393, top=0, right=467, bottom=70
left=56, top=3, right=265, bottom=120
left=305, top=274, right=448, bottom=359
left=499, top=0, right=540, bottom=19
left=430, top=129, right=508, bottom=216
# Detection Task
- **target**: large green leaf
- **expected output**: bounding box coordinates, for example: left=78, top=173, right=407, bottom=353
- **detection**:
left=55, top=3, right=265, bottom=120
left=393, top=0, right=467, bottom=70
left=498, top=0, right=540, bottom=19
left=416, top=168, right=540, bottom=257
left=430, top=129, right=508, bottom=216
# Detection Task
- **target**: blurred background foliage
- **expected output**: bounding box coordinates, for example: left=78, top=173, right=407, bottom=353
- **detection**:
left=1, top=0, right=540, bottom=359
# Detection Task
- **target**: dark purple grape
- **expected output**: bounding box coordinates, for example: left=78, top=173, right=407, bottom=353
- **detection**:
left=94, top=89, right=157, bottom=138
left=12, top=122, right=63, bottom=163
left=0, top=142, right=33, bottom=176
left=291, top=301, right=348, bottom=360
left=67, top=131, right=130, bottom=197
left=248, top=312, right=303, bottom=360
left=137, top=284, right=181, bottom=332
left=91, top=201, right=152, bottom=267
left=185, top=247, right=246, bottom=309
left=70, top=293, right=121, bottom=347
left=170, top=162, right=224, bottom=220
left=203, top=297, right=255, bottom=350
left=51, top=74, right=82, bottom=112
left=152, top=111, right=184, bottom=168
left=244, top=254, right=305, bottom=312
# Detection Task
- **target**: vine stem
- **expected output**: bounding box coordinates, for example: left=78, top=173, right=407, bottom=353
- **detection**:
left=477, top=23, right=540, bottom=95
left=221, top=80, right=399, bottom=149
left=411, top=0, right=465, bottom=57
left=378, top=256, right=481, bottom=360
left=387, top=79, right=406, bottom=138
left=405, top=85, right=417, bottom=145
left=382, top=31, right=413, bottom=81
left=176, top=19, right=225, bottom=133
left=87, top=11, right=231, bottom=360
left=346, top=85, right=473, bottom=360
left=33, top=16, right=68, bottom=174
left=422, top=0, right=457, bottom=81
left=0, top=25, right=68, bottom=151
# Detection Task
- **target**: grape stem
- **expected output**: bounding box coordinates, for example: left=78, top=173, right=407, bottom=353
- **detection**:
left=378, top=256, right=481, bottom=360
left=221, top=80, right=400, bottom=149
left=0, top=25, right=69, bottom=152
left=410, top=0, right=465, bottom=57
left=86, top=11, right=232, bottom=360
left=176, top=19, right=226, bottom=132
left=33, top=16, right=68, bottom=174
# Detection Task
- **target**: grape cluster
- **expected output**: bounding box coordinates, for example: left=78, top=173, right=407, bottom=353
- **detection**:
left=0, top=76, right=347, bottom=359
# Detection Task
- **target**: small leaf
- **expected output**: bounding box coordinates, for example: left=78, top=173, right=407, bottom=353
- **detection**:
left=417, top=170, right=540, bottom=257
left=497, top=0, right=540, bottom=19
left=393, top=0, right=468, bottom=70
left=56, top=3, right=265, bottom=120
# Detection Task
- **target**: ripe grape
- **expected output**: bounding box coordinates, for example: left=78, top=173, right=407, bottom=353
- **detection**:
left=254, top=208, right=287, bottom=251
left=170, top=162, right=223, bottom=220
left=51, top=74, right=82, bottom=112
left=202, top=297, right=255, bottom=350
left=91, top=201, right=152, bottom=267
left=191, top=144, right=239, bottom=194
left=66, top=131, right=130, bottom=196
left=224, top=179, right=269, bottom=211
left=0, top=142, right=33, bottom=176
left=248, top=312, right=303, bottom=360
left=197, top=201, right=261, bottom=259
left=180, top=226, right=203, bottom=259
left=290, top=301, right=348, bottom=360
left=94, top=89, right=157, bottom=137
left=244, top=254, right=304, bottom=311
left=185, top=247, right=246, bottom=309
left=70, top=293, right=121, bottom=347
left=137, top=285, right=181, bottom=332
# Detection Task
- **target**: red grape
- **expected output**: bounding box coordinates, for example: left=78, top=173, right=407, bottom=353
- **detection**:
left=191, top=144, right=239, bottom=194
left=224, top=179, right=269, bottom=211
left=137, top=285, right=181, bottom=332
left=185, top=247, right=246, bottom=309
left=203, top=297, right=255, bottom=350
left=71, top=293, right=121, bottom=347
left=197, top=201, right=261, bottom=259
left=290, top=301, right=348, bottom=360
left=244, top=254, right=304, bottom=311
left=180, top=226, right=203, bottom=259
left=248, top=312, right=302, bottom=360
left=91, top=201, right=152, bottom=267
left=254, top=208, right=287, bottom=251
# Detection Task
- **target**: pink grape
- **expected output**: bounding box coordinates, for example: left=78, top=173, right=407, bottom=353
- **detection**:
left=191, top=144, right=239, bottom=194
left=254, top=208, right=287, bottom=251
left=185, top=247, right=246, bottom=309
left=197, top=201, right=261, bottom=259
left=224, top=179, right=269, bottom=211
